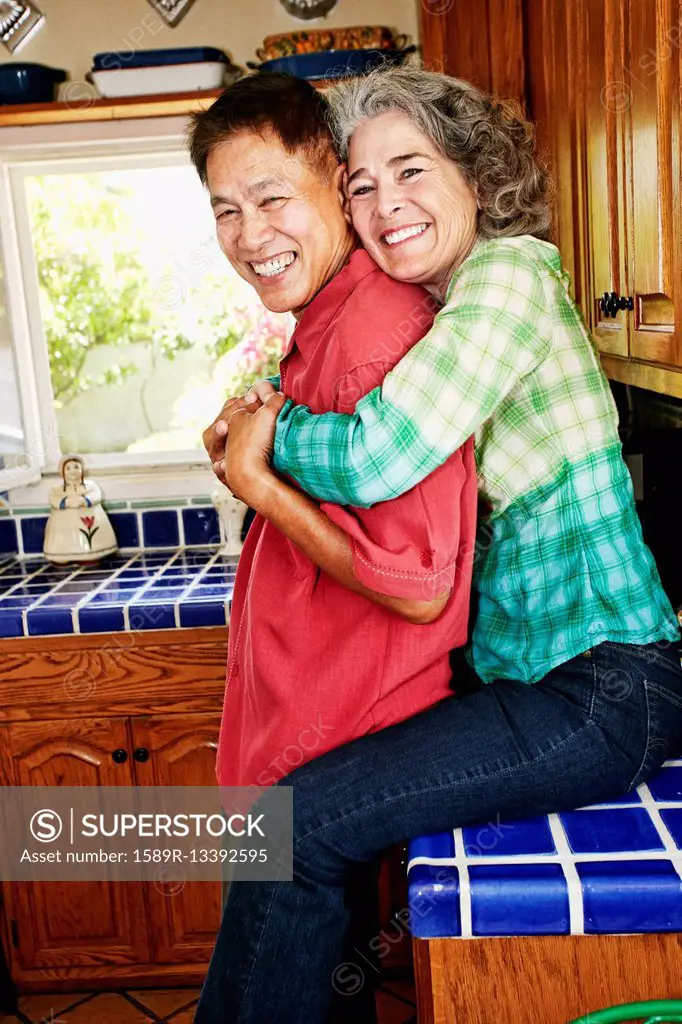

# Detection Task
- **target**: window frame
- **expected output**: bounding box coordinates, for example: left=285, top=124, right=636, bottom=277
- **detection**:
left=0, top=115, right=230, bottom=501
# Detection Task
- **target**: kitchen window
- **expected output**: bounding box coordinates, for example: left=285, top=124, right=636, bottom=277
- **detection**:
left=0, top=116, right=291, bottom=498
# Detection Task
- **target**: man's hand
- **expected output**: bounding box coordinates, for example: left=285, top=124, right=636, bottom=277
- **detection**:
left=203, top=380, right=280, bottom=483
left=223, top=393, right=287, bottom=508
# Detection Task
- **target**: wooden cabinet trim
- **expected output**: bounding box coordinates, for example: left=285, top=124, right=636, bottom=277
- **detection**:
left=601, top=352, right=682, bottom=397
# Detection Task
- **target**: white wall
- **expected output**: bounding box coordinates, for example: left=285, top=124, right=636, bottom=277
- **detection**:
left=0, top=0, right=420, bottom=88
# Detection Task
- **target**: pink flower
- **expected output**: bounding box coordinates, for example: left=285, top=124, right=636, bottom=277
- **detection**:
left=80, top=516, right=95, bottom=528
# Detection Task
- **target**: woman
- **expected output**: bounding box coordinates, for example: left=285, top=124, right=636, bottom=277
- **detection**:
left=197, top=68, right=682, bottom=1023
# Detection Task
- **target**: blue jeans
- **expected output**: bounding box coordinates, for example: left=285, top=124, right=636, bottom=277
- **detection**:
left=195, top=640, right=682, bottom=1024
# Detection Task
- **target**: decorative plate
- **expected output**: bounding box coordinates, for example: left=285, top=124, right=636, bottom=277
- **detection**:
left=146, top=0, right=196, bottom=27
left=278, top=0, right=338, bottom=21
left=0, top=1, right=45, bottom=53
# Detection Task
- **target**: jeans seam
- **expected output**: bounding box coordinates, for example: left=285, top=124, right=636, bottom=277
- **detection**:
left=234, top=878, right=280, bottom=1023
left=627, top=679, right=652, bottom=791
left=588, top=655, right=597, bottom=718
left=293, top=717, right=598, bottom=850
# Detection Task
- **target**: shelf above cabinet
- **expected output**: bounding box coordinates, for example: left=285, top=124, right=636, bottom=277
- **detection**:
left=0, top=88, right=223, bottom=128
left=0, top=79, right=336, bottom=128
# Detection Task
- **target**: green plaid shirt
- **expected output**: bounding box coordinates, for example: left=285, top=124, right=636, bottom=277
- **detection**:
left=273, top=236, right=679, bottom=683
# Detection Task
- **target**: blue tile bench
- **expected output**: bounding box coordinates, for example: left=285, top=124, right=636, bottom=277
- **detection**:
left=407, top=759, right=682, bottom=1024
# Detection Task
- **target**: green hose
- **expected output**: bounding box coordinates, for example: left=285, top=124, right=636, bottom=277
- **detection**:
left=569, top=1002, right=682, bottom=1024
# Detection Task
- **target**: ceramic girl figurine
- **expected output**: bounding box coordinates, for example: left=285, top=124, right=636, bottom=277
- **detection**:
left=43, top=455, right=118, bottom=564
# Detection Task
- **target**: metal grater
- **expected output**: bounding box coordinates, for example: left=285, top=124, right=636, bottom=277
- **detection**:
left=146, top=0, right=196, bottom=27
left=0, top=1, right=45, bottom=53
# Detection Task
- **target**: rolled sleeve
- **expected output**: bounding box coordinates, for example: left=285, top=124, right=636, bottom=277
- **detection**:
left=321, top=435, right=476, bottom=602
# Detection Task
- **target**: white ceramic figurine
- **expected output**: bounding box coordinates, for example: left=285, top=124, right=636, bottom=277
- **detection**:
left=43, top=455, right=118, bottom=564
left=211, top=481, right=248, bottom=556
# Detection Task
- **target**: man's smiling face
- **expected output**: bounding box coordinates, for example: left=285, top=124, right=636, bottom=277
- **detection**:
left=207, top=130, right=353, bottom=318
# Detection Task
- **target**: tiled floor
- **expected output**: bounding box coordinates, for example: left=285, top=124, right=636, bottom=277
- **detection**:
left=0, top=977, right=416, bottom=1023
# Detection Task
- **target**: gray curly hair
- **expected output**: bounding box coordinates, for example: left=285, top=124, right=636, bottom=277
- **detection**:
left=326, top=66, right=553, bottom=240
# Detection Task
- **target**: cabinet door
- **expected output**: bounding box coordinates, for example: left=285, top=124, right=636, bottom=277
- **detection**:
left=625, top=0, right=682, bottom=366
left=131, top=714, right=222, bottom=964
left=524, top=0, right=591, bottom=314
left=2, top=718, right=150, bottom=971
left=419, top=0, right=526, bottom=103
left=585, top=0, right=632, bottom=356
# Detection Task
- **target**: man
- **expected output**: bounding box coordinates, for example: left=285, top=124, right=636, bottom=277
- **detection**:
left=189, top=73, right=475, bottom=1022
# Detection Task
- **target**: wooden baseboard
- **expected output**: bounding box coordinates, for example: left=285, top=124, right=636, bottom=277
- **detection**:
left=13, top=962, right=208, bottom=994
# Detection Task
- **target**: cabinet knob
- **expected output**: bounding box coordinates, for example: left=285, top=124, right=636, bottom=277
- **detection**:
left=133, top=747, right=150, bottom=763
left=599, top=291, right=633, bottom=318
left=112, top=748, right=128, bottom=764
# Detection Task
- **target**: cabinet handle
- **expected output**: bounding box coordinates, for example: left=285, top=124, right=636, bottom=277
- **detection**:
left=599, top=291, right=634, bottom=318
left=112, top=748, right=128, bottom=764
left=133, top=747, right=150, bottom=763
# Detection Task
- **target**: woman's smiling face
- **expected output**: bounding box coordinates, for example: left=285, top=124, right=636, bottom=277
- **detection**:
left=347, top=110, right=479, bottom=299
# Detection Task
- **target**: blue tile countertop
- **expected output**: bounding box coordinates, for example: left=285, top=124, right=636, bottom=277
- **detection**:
left=407, top=759, right=682, bottom=939
left=0, top=549, right=238, bottom=638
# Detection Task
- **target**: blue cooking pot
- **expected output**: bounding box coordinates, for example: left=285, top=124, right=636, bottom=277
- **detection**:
left=247, top=46, right=417, bottom=81
left=0, top=63, right=67, bottom=105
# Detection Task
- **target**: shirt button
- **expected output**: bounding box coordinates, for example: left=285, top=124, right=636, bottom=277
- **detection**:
left=420, top=550, right=433, bottom=568
left=231, top=664, right=239, bottom=677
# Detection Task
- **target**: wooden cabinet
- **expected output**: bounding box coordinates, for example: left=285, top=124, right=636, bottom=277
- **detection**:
left=525, top=0, right=682, bottom=396
left=524, top=0, right=592, bottom=314
left=421, top=0, right=682, bottom=396
left=131, top=714, right=222, bottom=965
left=624, top=0, right=681, bottom=369
left=585, top=0, right=631, bottom=357
left=2, top=719, right=150, bottom=974
left=418, top=0, right=526, bottom=105
left=0, top=628, right=227, bottom=992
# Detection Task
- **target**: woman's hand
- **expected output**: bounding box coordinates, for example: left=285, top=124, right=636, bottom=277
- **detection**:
left=223, top=393, right=287, bottom=510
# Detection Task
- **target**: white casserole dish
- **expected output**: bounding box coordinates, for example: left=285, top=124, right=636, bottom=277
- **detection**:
left=90, top=61, right=234, bottom=98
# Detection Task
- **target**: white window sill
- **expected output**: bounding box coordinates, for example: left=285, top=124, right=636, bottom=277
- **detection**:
left=6, top=462, right=219, bottom=509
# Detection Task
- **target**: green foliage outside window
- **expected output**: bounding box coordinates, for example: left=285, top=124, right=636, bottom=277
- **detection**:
left=25, top=173, right=289, bottom=452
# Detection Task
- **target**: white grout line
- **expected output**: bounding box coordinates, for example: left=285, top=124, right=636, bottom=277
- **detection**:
left=2, top=561, right=53, bottom=594
left=176, top=508, right=186, bottom=549
left=15, top=520, right=25, bottom=558
left=408, top=847, right=682, bottom=869
left=636, top=782, right=682, bottom=882
left=453, top=828, right=473, bottom=939
left=181, top=549, right=223, bottom=596
left=546, top=813, right=585, bottom=935
left=17, top=553, right=141, bottom=635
